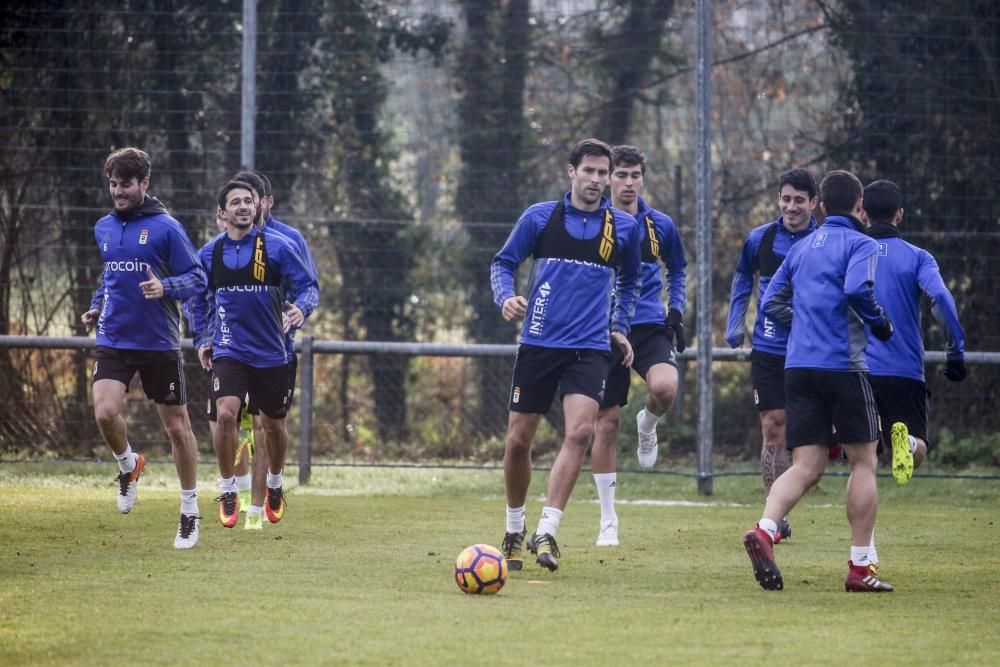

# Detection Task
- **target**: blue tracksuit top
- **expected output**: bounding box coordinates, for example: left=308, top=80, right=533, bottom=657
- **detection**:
left=864, top=223, right=965, bottom=381
left=631, top=197, right=687, bottom=326
left=90, top=196, right=207, bottom=351
left=726, top=216, right=817, bottom=355
left=490, top=193, right=641, bottom=350
left=192, top=226, right=318, bottom=368
left=761, top=215, right=887, bottom=371
left=264, top=214, right=320, bottom=355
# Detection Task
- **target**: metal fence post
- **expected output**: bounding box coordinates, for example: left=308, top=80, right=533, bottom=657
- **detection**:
left=298, top=334, right=313, bottom=484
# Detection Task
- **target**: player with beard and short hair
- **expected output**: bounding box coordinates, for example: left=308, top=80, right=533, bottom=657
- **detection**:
left=81, top=147, right=207, bottom=549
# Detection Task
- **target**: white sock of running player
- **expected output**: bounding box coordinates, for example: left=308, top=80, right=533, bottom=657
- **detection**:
left=506, top=505, right=526, bottom=534
left=593, top=473, right=618, bottom=523
left=868, top=530, right=879, bottom=566
left=537, top=506, right=563, bottom=538
left=909, top=435, right=919, bottom=454
left=114, top=444, right=136, bottom=474
left=247, top=505, right=264, bottom=516
left=758, top=517, right=778, bottom=542
left=851, top=546, right=870, bottom=567
left=266, top=470, right=283, bottom=489
left=180, top=488, right=198, bottom=516
left=235, top=473, right=252, bottom=492
left=219, top=476, right=238, bottom=494
left=637, top=408, right=662, bottom=434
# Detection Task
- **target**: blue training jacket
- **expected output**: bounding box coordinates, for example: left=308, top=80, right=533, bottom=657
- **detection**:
left=726, top=216, right=816, bottom=355
left=264, top=214, right=320, bottom=355
left=761, top=215, right=888, bottom=371
left=490, top=193, right=641, bottom=350
left=631, top=196, right=687, bottom=326
left=865, top=223, right=965, bottom=381
left=191, top=226, right=318, bottom=368
left=90, top=195, right=207, bottom=351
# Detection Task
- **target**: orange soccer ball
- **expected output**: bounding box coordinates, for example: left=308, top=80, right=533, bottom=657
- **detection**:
left=454, top=543, right=508, bottom=595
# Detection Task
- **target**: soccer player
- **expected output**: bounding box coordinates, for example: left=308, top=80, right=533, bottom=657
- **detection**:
left=492, top=138, right=641, bottom=571
left=725, top=168, right=819, bottom=542
left=80, top=147, right=207, bottom=549
left=743, top=170, right=896, bottom=593
left=861, top=180, right=967, bottom=485
left=590, top=145, right=687, bottom=547
left=191, top=181, right=318, bottom=528
left=230, top=170, right=319, bottom=530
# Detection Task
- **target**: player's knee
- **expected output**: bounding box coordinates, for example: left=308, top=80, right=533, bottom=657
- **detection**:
left=93, top=401, right=121, bottom=427
left=565, top=420, right=595, bottom=449
left=595, top=414, right=620, bottom=442
left=215, top=408, right=238, bottom=431
left=647, top=379, right=678, bottom=408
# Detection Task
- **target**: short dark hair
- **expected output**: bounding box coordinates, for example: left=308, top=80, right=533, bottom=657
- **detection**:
left=254, top=171, right=273, bottom=198
left=778, top=168, right=817, bottom=199
left=820, top=170, right=864, bottom=216
left=611, top=145, right=646, bottom=174
left=231, top=170, right=266, bottom=199
left=104, top=147, right=151, bottom=182
left=863, top=180, right=902, bottom=224
left=568, top=138, right=612, bottom=169
left=217, top=180, right=256, bottom=210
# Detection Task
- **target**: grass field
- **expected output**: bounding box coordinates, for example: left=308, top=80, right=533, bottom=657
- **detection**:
left=1, top=462, right=998, bottom=666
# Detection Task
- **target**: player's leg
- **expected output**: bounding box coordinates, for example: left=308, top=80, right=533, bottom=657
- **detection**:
left=632, top=326, right=680, bottom=469
left=234, top=396, right=253, bottom=511
left=211, top=358, right=248, bottom=527
left=751, top=350, right=792, bottom=539
left=92, top=347, right=145, bottom=513
left=251, top=362, right=293, bottom=524
left=245, top=416, right=268, bottom=530
left=591, top=350, right=628, bottom=546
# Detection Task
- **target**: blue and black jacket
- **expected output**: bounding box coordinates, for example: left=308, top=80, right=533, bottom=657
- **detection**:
left=761, top=215, right=889, bottom=371
left=865, top=222, right=965, bottom=381
left=490, top=193, right=641, bottom=350
left=90, top=195, right=207, bottom=351
left=630, top=196, right=687, bottom=326
left=190, top=226, right=318, bottom=368
left=264, top=214, right=320, bottom=356
left=726, top=216, right=816, bottom=355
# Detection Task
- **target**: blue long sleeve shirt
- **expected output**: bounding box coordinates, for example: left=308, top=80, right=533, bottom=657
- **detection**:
left=264, top=215, right=320, bottom=355
left=631, top=196, right=687, bottom=326
left=726, top=216, right=816, bottom=354
left=90, top=196, right=207, bottom=351
left=864, top=223, right=965, bottom=380
left=191, top=227, right=318, bottom=368
left=761, top=215, right=887, bottom=371
left=490, top=193, right=641, bottom=350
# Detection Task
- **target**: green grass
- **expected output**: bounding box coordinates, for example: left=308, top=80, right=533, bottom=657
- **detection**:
left=1, top=462, right=999, bottom=666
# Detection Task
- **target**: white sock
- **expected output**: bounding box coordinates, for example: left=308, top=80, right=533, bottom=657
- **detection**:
left=851, top=546, right=870, bottom=566
left=506, top=505, right=526, bottom=534
left=593, top=473, right=618, bottom=523
left=114, top=444, right=136, bottom=474
left=236, top=473, right=252, bottom=492
left=537, top=506, right=563, bottom=538
left=180, top=488, right=199, bottom=516
left=248, top=505, right=264, bottom=516
left=758, top=517, right=778, bottom=542
left=637, top=408, right=662, bottom=434
left=266, top=470, right=283, bottom=489
left=868, top=530, right=879, bottom=566
left=219, top=476, right=238, bottom=494
left=909, top=435, right=919, bottom=454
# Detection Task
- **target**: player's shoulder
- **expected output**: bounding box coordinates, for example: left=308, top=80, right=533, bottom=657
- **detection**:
left=199, top=231, right=226, bottom=255
left=644, top=205, right=677, bottom=229
left=609, top=205, right=639, bottom=230
left=521, top=200, right=559, bottom=220
left=268, top=217, right=305, bottom=241
left=746, top=219, right=777, bottom=243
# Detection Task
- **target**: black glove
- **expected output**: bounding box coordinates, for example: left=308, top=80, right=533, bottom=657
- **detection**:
left=665, top=308, right=686, bottom=353
left=870, top=316, right=893, bottom=342
left=944, top=353, right=967, bottom=382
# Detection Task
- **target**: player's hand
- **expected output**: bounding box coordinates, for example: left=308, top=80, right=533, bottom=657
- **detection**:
left=870, top=315, right=893, bottom=342
left=726, top=333, right=744, bottom=349
left=80, top=308, right=99, bottom=331
left=944, top=353, right=967, bottom=382
left=139, top=266, right=164, bottom=300
left=198, top=345, right=213, bottom=371
left=283, top=301, right=304, bottom=333
left=665, top=308, right=686, bottom=353
left=611, top=330, right=633, bottom=368
left=501, top=296, right=527, bottom=322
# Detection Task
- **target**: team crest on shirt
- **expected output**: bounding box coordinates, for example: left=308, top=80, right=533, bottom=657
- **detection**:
left=878, top=242, right=887, bottom=256
left=139, top=229, right=149, bottom=245
left=811, top=232, right=827, bottom=248
left=213, top=375, right=220, bottom=392
left=512, top=386, right=521, bottom=404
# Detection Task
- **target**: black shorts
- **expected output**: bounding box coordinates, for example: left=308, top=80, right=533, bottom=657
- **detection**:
left=248, top=352, right=298, bottom=415
left=92, top=346, right=186, bottom=405
left=870, top=375, right=930, bottom=451
left=212, top=357, right=291, bottom=419
left=602, top=324, right=678, bottom=408
left=750, top=349, right=786, bottom=412
left=206, top=369, right=251, bottom=423
left=785, top=368, right=880, bottom=448
left=509, top=344, right=612, bottom=413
